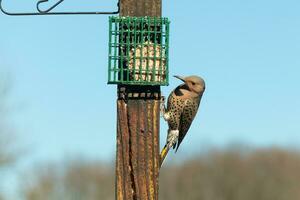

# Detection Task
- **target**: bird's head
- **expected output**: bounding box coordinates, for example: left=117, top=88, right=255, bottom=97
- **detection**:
left=174, top=75, right=206, bottom=95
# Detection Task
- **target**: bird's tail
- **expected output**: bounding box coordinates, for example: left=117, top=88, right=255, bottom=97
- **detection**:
left=160, top=130, right=180, bottom=167
left=160, top=144, right=170, bottom=168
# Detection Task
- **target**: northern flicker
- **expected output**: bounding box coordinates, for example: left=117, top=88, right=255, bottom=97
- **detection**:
left=160, top=75, right=205, bottom=166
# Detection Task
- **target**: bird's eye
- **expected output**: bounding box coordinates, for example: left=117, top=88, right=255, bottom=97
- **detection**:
left=191, top=82, right=195, bottom=85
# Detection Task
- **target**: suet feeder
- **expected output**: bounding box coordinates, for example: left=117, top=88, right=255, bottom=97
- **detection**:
left=108, top=16, right=170, bottom=86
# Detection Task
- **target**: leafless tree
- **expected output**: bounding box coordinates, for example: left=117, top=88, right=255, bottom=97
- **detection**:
left=159, top=147, right=300, bottom=200
left=0, top=76, right=18, bottom=167
left=0, top=76, right=19, bottom=200
left=20, top=147, right=300, bottom=200
left=21, top=160, right=114, bottom=200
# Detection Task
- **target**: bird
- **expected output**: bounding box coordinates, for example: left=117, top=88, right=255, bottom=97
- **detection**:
left=160, top=75, right=205, bottom=166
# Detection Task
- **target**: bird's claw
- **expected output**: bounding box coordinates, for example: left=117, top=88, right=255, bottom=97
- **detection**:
left=160, top=96, right=166, bottom=117
left=160, top=96, right=170, bottom=121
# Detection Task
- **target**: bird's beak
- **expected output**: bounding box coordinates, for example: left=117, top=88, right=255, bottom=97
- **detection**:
left=173, top=75, right=186, bottom=82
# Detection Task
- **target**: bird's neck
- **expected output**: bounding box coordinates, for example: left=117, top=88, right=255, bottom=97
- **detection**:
left=177, top=84, right=199, bottom=99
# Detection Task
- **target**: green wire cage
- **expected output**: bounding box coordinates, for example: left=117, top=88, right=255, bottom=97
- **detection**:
left=108, top=16, right=170, bottom=86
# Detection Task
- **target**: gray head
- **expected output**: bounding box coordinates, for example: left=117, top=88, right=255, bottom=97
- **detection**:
left=174, top=75, right=206, bottom=95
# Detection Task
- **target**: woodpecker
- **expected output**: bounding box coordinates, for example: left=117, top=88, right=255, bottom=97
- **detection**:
left=160, top=75, right=205, bottom=165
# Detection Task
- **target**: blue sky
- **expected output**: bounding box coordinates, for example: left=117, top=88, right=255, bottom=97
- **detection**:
left=1, top=0, right=300, bottom=197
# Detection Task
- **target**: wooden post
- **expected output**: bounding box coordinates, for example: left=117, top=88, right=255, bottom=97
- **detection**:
left=116, top=1, right=162, bottom=200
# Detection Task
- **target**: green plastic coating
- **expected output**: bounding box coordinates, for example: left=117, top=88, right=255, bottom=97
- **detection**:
left=108, top=16, right=170, bottom=86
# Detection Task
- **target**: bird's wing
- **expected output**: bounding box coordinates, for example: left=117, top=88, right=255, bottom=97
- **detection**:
left=175, top=98, right=200, bottom=152
left=166, top=89, right=185, bottom=131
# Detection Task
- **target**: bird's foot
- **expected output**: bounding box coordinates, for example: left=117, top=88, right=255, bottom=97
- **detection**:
left=160, top=96, right=165, bottom=112
left=160, top=96, right=169, bottom=121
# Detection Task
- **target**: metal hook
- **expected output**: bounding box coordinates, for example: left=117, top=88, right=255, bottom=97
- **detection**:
left=36, top=0, right=64, bottom=13
left=0, top=0, right=119, bottom=16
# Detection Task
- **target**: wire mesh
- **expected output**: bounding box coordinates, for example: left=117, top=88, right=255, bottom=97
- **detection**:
left=108, top=16, right=170, bottom=85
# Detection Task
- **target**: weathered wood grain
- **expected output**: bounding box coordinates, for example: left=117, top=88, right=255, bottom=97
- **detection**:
left=116, top=1, right=162, bottom=199
left=116, top=99, right=160, bottom=200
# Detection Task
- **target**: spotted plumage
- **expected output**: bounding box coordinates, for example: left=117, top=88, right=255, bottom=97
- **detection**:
left=160, top=75, right=205, bottom=165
